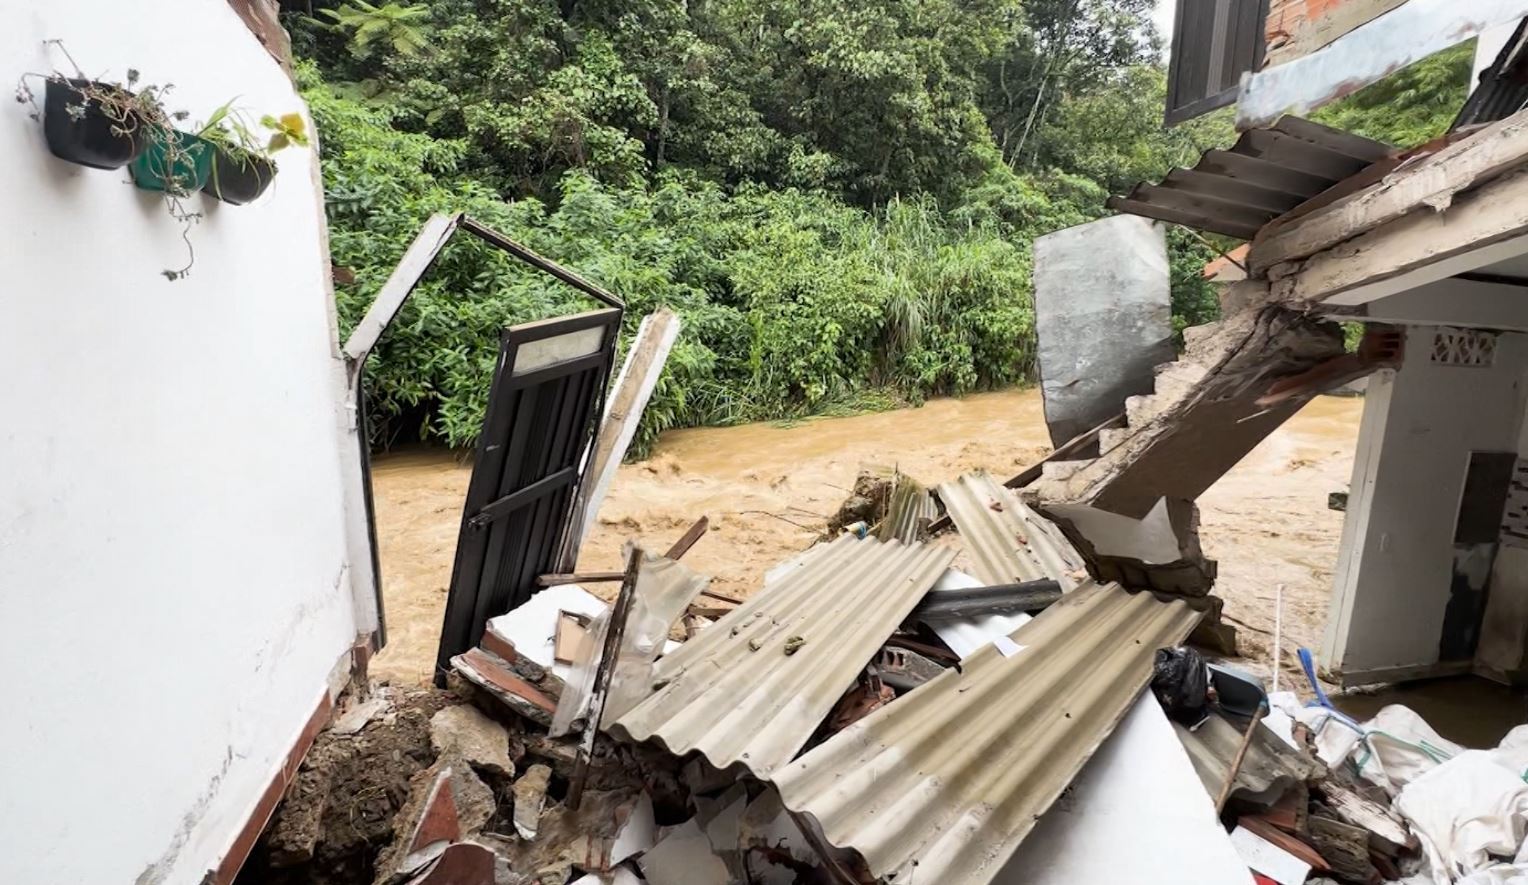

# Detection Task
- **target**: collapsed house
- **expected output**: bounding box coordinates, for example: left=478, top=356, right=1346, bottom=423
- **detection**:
left=1093, top=0, right=1528, bottom=691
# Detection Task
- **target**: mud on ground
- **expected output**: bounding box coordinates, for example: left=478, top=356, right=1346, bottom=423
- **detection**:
left=367, top=388, right=1362, bottom=689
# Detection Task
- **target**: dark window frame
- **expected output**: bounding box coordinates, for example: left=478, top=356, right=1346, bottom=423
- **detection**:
left=1165, top=0, right=1271, bottom=126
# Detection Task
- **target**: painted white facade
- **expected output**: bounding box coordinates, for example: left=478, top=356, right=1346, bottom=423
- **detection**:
left=0, top=3, right=375, bottom=883
left=1323, top=324, right=1528, bottom=681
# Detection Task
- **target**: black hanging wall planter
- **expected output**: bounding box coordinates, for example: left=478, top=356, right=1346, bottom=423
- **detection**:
left=42, top=77, right=147, bottom=170
left=203, top=149, right=277, bottom=205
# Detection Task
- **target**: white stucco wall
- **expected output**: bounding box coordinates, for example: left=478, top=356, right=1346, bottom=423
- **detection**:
left=0, top=4, right=369, bottom=883
left=1323, top=326, right=1528, bottom=681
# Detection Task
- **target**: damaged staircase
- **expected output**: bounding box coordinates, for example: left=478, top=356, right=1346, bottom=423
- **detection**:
left=1030, top=304, right=1349, bottom=518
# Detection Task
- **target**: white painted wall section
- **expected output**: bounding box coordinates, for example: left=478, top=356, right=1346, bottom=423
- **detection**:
left=1323, top=326, right=1528, bottom=682
left=0, top=3, right=366, bottom=883
left=1355, top=278, right=1528, bottom=333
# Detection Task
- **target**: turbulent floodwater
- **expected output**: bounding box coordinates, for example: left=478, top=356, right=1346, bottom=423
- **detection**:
left=368, top=387, right=1364, bottom=686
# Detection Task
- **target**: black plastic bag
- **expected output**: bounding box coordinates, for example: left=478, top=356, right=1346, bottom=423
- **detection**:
left=1151, top=646, right=1211, bottom=726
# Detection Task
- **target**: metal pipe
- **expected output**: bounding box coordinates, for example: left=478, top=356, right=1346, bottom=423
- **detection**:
left=911, top=578, right=1063, bottom=620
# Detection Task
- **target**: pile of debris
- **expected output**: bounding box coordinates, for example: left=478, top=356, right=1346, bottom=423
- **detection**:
left=1202, top=681, right=1528, bottom=885
left=243, top=461, right=1270, bottom=885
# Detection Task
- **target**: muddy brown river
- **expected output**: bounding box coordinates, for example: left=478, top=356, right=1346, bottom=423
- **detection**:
left=368, top=387, right=1364, bottom=686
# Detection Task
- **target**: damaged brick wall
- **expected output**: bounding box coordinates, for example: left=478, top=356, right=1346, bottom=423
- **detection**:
left=1263, top=0, right=1409, bottom=66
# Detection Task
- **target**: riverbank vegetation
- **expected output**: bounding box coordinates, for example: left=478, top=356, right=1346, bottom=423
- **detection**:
left=290, top=1, right=1470, bottom=453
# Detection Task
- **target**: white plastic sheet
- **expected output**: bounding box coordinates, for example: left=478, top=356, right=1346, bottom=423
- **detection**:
left=1267, top=695, right=1463, bottom=798
left=549, top=549, right=709, bottom=737
left=602, top=553, right=710, bottom=725
left=1398, top=750, right=1528, bottom=881
left=1461, top=865, right=1528, bottom=884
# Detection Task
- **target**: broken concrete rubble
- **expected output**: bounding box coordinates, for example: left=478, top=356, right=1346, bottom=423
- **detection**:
left=372, top=761, right=494, bottom=885
left=429, top=705, right=517, bottom=778
left=513, top=764, right=553, bottom=840
left=249, top=392, right=1473, bottom=885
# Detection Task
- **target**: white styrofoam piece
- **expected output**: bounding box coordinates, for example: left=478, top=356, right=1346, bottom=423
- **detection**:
left=571, top=864, right=646, bottom=885
left=998, top=696, right=1256, bottom=885
left=1230, top=826, right=1310, bottom=885
left=610, top=792, right=657, bottom=867
left=638, top=818, right=730, bottom=885
left=923, top=569, right=1031, bottom=659
left=991, top=636, right=1025, bottom=658
left=485, top=584, right=608, bottom=679
left=700, top=786, right=747, bottom=854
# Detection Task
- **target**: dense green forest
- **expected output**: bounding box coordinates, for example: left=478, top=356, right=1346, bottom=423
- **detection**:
left=287, top=1, right=1471, bottom=454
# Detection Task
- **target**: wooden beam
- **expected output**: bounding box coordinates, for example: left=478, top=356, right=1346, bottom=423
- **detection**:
left=1251, top=108, right=1528, bottom=273
left=664, top=515, right=709, bottom=561
left=556, top=309, right=681, bottom=572
left=538, top=571, right=625, bottom=587
left=568, top=547, right=642, bottom=809
left=928, top=412, right=1125, bottom=534
left=1272, top=169, right=1528, bottom=306
left=341, top=213, right=462, bottom=366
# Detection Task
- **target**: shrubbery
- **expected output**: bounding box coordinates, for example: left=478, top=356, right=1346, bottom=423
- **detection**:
left=297, top=1, right=1461, bottom=455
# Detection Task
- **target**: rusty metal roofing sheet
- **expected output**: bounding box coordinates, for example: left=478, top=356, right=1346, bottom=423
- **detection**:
left=607, top=534, right=955, bottom=780
left=774, top=581, right=1201, bottom=884
left=936, top=473, right=1085, bottom=589
left=1109, top=116, right=1391, bottom=239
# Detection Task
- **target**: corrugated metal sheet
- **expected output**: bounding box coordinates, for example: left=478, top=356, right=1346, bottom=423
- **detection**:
left=607, top=534, right=955, bottom=780
left=1109, top=117, right=1391, bottom=239
left=1175, top=713, right=1323, bottom=806
left=773, top=581, right=1202, bottom=884
left=876, top=474, right=936, bottom=544
left=935, top=473, right=1085, bottom=589
left=1456, top=17, right=1528, bottom=130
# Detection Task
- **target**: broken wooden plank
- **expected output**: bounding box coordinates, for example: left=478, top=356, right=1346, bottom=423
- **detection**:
left=1269, top=166, right=1528, bottom=306
left=1237, top=816, right=1331, bottom=875
left=664, top=515, right=709, bottom=560
left=342, top=213, right=462, bottom=366
left=452, top=648, right=560, bottom=727
left=558, top=309, right=682, bottom=572
left=1320, top=781, right=1417, bottom=856
left=1307, top=815, right=1380, bottom=884
left=539, top=571, right=626, bottom=587
left=568, top=547, right=642, bottom=809
left=1216, top=708, right=1268, bottom=813
left=479, top=624, right=518, bottom=663
left=555, top=611, right=592, bottom=665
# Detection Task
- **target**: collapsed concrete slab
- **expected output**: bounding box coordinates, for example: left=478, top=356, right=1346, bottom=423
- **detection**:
left=1034, top=215, right=1175, bottom=448
left=1037, top=497, right=1217, bottom=597
left=1031, top=303, right=1347, bottom=518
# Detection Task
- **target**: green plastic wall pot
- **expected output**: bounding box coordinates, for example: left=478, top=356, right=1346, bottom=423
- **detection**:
left=130, top=130, right=213, bottom=196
